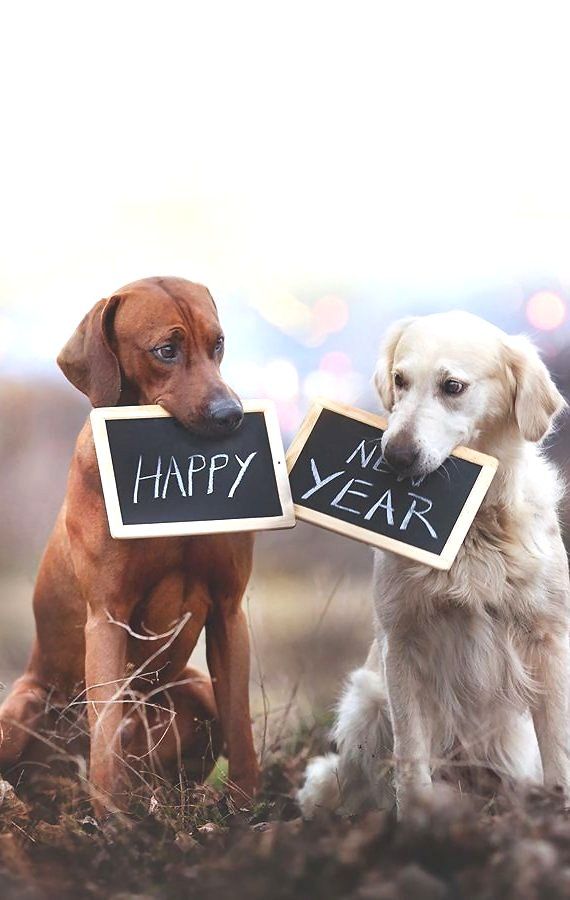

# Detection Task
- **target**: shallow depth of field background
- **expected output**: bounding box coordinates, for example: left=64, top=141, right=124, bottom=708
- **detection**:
left=1, top=2, right=570, bottom=747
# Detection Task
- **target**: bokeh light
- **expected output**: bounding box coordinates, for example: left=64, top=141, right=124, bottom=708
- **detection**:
left=306, top=295, right=350, bottom=346
left=276, top=400, right=302, bottom=434
left=303, top=367, right=365, bottom=406
left=319, top=350, right=352, bottom=377
left=303, top=369, right=338, bottom=402
left=223, top=360, right=263, bottom=397
left=262, top=358, right=299, bottom=403
left=526, top=291, right=566, bottom=331
left=249, top=290, right=312, bottom=338
left=314, top=296, right=349, bottom=332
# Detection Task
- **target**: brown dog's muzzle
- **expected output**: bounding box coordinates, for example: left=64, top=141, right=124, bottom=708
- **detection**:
left=202, top=395, right=244, bottom=435
left=178, top=379, right=244, bottom=437
left=159, top=372, right=244, bottom=437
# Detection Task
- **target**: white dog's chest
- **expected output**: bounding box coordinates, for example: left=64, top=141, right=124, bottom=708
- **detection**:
left=407, top=610, right=529, bottom=701
left=375, top=548, right=545, bottom=724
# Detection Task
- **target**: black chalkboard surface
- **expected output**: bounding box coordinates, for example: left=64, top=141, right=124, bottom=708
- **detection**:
left=91, top=403, right=295, bottom=539
left=287, top=400, right=498, bottom=570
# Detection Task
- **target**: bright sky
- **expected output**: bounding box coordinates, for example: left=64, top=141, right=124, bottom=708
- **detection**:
left=1, top=1, right=569, bottom=379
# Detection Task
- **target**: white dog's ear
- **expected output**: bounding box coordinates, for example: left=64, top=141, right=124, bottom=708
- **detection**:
left=503, top=335, right=566, bottom=442
left=374, top=317, right=416, bottom=412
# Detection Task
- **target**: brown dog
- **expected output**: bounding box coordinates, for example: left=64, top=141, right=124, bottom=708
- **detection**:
left=0, top=277, right=259, bottom=815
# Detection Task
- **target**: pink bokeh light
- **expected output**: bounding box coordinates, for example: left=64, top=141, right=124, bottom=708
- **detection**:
left=526, top=291, right=566, bottom=331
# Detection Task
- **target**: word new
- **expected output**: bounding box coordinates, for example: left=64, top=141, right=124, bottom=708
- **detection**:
left=132, top=452, right=257, bottom=504
left=302, top=438, right=438, bottom=539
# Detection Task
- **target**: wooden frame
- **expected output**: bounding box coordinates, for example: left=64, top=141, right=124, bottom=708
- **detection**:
left=90, top=402, right=296, bottom=539
left=286, top=399, right=498, bottom=571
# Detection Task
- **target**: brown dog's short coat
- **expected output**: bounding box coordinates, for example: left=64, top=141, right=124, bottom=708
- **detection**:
left=0, top=277, right=259, bottom=814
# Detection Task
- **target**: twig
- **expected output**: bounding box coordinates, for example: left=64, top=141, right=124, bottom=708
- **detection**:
left=105, top=611, right=193, bottom=642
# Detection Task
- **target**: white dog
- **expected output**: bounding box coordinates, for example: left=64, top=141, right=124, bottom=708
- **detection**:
left=298, top=311, right=570, bottom=818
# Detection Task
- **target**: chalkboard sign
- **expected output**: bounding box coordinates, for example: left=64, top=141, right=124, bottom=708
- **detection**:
left=287, top=400, right=498, bottom=570
left=91, top=403, right=295, bottom=539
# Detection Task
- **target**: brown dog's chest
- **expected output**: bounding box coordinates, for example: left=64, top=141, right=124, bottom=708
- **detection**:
left=125, top=569, right=209, bottom=679
left=120, top=533, right=254, bottom=677
left=58, top=439, right=255, bottom=686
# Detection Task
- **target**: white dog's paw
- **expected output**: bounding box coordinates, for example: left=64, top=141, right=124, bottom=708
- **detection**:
left=395, top=779, right=435, bottom=821
left=297, top=753, right=341, bottom=819
left=544, top=768, right=570, bottom=807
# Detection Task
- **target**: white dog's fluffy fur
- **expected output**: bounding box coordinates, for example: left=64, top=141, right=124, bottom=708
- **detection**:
left=298, top=311, right=570, bottom=818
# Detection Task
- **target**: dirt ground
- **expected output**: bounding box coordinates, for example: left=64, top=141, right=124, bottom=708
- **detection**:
left=2, top=737, right=570, bottom=900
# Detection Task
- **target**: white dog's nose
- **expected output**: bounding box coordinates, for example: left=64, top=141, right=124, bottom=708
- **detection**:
left=383, top=440, right=420, bottom=475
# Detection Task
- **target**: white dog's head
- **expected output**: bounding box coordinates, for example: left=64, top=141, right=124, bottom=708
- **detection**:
left=375, top=311, right=566, bottom=479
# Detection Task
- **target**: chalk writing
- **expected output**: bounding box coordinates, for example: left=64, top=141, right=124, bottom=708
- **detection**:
left=300, top=456, right=438, bottom=539
left=133, top=452, right=258, bottom=504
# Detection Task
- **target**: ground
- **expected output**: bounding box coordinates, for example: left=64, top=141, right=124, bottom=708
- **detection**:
left=2, top=728, right=570, bottom=900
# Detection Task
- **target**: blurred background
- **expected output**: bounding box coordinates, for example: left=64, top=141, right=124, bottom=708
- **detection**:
left=1, top=2, right=569, bottom=746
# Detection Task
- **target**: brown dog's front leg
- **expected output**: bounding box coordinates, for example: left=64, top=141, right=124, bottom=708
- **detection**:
left=84, top=609, right=129, bottom=816
left=206, top=606, right=259, bottom=804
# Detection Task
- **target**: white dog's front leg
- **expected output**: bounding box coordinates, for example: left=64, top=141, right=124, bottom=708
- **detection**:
left=530, top=633, right=570, bottom=795
left=385, top=646, right=432, bottom=817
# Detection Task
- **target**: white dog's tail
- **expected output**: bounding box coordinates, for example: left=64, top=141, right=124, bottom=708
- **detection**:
left=297, top=753, right=343, bottom=818
left=298, top=661, right=394, bottom=818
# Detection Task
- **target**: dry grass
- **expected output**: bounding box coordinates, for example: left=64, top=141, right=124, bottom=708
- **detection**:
left=3, top=736, right=570, bottom=900
left=2, top=645, right=570, bottom=900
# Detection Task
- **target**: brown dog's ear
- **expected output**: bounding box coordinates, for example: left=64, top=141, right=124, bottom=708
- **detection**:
left=503, top=334, right=566, bottom=442
left=374, top=317, right=417, bottom=412
left=57, top=296, right=122, bottom=407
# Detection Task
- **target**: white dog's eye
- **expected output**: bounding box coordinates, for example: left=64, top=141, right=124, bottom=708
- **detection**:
left=394, top=372, right=405, bottom=388
left=443, top=379, right=466, bottom=396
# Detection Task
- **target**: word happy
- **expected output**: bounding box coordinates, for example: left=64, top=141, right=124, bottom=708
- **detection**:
left=132, top=452, right=257, bottom=504
left=301, top=439, right=438, bottom=539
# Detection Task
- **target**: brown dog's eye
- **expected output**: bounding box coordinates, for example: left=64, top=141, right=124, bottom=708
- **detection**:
left=215, top=335, right=225, bottom=354
left=443, top=379, right=465, bottom=395
left=153, top=344, right=179, bottom=362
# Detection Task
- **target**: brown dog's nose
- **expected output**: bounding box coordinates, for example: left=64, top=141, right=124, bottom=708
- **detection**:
left=383, top=440, right=420, bottom=475
left=206, top=398, right=244, bottom=434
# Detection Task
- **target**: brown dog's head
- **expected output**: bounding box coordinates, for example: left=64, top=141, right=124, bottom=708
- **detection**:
left=58, top=276, right=244, bottom=435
